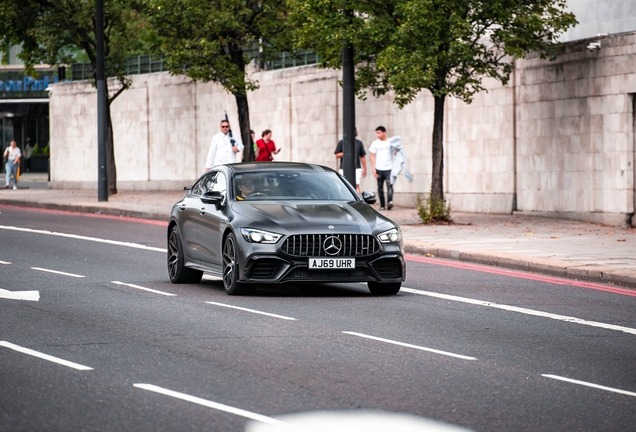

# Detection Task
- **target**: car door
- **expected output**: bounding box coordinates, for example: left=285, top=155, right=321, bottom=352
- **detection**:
left=178, top=178, right=207, bottom=261
left=197, top=170, right=227, bottom=267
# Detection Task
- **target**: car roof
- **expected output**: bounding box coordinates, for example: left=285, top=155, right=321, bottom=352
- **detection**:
left=226, top=162, right=332, bottom=175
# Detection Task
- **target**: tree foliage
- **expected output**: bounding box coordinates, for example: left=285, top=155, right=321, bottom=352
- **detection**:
left=290, top=0, right=577, bottom=203
left=142, top=0, right=291, bottom=162
left=0, top=0, right=150, bottom=194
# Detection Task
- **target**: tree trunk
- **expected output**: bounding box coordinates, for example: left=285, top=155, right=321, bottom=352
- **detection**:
left=431, top=95, right=445, bottom=201
left=229, top=46, right=254, bottom=163
left=235, top=92, right=254, bottom=162
left=106, top=104, right=117, bottom=194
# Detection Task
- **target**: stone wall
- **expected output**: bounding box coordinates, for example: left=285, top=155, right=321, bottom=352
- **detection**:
left=48, top=31, right=636, bottom=226
left=515, top=32, right=636, bottom=226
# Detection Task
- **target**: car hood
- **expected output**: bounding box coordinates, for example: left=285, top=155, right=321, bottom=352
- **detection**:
left=231, top=200, right=395, bottom=234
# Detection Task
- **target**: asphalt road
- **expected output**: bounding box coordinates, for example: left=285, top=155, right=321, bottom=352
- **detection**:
left=1, top=206, right=635, bottom=432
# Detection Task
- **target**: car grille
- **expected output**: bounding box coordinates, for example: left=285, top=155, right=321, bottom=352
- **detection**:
left=282, top=234, right=379, bottom=257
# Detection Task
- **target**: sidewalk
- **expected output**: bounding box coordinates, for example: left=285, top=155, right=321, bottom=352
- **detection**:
left=2, top=173, right=636, bottom=290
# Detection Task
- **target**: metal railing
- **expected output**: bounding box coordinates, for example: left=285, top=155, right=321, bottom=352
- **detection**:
left=71, top=54, right=167, bottom=81
left=70, top=51, right=317, bottom=81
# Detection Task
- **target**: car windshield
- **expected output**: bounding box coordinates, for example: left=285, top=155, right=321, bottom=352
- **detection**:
left=233, top=170, right=357, bottom=201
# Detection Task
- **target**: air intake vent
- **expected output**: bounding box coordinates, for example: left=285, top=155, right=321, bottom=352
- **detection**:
left=373, top=259, right=403, bottom=278
left=249, top=260, right=280, bottom=278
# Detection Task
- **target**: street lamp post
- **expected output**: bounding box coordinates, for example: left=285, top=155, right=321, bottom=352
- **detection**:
left=342, top=11, right=356, bottom=190
left=96, top=0, right=108, bottom=201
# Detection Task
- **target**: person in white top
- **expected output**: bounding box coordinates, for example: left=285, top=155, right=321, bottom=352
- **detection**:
left=4, top=140, right=22, bottom=190
left=368, top=126, right=394, bottom=210
left=205, top=119, right=244, bottom=170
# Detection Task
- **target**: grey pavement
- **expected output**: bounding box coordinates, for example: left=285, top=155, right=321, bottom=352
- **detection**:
left=2, top=172, right=636, bottom=290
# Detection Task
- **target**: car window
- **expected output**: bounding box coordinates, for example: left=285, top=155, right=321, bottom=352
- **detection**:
left=190, top=171, right=222, bottom=196
left=234, top=171, right=356, bottom=201
left=211, top=172, right=227, bottom=198
left=190, top=175, right=209, bottom=196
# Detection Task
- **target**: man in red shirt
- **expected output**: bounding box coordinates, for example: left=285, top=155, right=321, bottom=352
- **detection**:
left=255, top=129, right=280, bottom=162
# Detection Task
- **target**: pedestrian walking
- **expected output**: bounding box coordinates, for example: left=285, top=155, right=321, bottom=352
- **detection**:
left=369, top=126, right=394, bottom=210
left=243, top=130, right=258, bottom=162
left=255, top=129, right=280, bottom=162
left=334, top=128, right=367, bottom=193
left=4, top=140, right=21, bottom=190
left=205, top=119, right=244, bottom=170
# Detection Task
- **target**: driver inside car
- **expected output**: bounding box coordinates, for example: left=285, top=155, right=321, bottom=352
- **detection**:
left=236, top=175, right=259, bottom=200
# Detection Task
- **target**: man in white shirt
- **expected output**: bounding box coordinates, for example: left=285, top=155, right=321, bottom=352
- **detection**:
left=369, top=126, right=394, bottom=210
left=205, top=120, right=244, bottom=170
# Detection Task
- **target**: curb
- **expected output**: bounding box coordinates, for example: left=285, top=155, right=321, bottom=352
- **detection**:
left=404, top=244, right=636, bottom=290
left=0, top=199, right=168, bottom=222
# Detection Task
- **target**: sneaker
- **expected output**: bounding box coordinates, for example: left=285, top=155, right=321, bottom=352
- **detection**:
left=12, top=185, right=17, bottom=190
left=4, top=184, right=8, bottom=189
left=387, top=201, right=393, bottom=210
left=379, top=207, right=385, bottom=210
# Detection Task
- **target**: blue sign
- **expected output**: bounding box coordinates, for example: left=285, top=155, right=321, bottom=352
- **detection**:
left=0, top=75, right=59, bottom=93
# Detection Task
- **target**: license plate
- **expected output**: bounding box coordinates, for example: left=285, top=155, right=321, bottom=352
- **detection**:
left=308, top=257, right=356, bottom=269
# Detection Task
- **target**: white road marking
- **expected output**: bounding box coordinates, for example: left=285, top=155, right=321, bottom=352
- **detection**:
left=31, top=267, right=85, bottom=278
left=111, top=281, right=176, bottom=296
left=205, top=302, right=296, bottom=321
left=0, top=260, right=10, bottom=264
left=0, top=225, right=166, bottom=253
left=133, top=384, right=288, bottom=426
left=542, top=374, right=636, bottom=398
left=0, top=341, right=93, bottom=371
left=0, top=289, right=39, bottom=301
left=402, top=288, right=636, bottom=336
left=342, top=331, right=477, bottom=360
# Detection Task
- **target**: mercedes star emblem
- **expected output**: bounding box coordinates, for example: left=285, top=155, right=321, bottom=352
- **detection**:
left=328, top=225, right=334, bottom=229
left=323, top=236, right=342, bottom=256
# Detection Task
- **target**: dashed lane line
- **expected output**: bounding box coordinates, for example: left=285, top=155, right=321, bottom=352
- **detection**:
left=133, top=384, right=288, bottom=426
left=0, top=341, right=93, bottom=371
left=342, top=331, right=477, bottom=360
left=205, top=302, right=297, bottom=321
left=32, top=267, right=85, bottom=278
left=112, top=281, right=176, bottom=296
left=402, top=287, right=636, bottom=336
left=0, top=225, right=166, bottom=253
left=542, top=374, right=636, bottom=398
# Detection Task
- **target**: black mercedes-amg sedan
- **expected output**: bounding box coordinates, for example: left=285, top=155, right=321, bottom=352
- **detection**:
left=167, top=162, right=405, bottom=295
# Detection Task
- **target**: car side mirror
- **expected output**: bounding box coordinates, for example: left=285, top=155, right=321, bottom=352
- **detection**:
left=362, top=191, right=377, bottom=204
left=201, top=191, right=224, bottom=208
left=183, top=185, right=192, bottom=191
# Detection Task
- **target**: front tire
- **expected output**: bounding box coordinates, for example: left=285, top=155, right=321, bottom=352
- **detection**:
left=168, top=225, right=202, bottom=283
left=368, top=281, right=401, bottom=296
left=223, top=233, right=255, bottom=295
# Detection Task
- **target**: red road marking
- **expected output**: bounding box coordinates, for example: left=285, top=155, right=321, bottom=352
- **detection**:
left=0, top=204, right=168, bottom=226
left=405, top=254, right=636, bottom=297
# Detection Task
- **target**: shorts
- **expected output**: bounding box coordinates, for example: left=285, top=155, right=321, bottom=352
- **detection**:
left=339, top=168, right=362, bottom=185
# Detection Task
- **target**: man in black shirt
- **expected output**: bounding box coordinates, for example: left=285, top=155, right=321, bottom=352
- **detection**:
left=334, top=129, right=367, bottom=193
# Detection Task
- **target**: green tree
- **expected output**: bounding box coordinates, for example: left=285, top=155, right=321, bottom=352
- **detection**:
left=142, top=0, right=291, bottom=162
left=290, top=0, right=576, bottom=205
left=0, top=0, right=148, bottom=194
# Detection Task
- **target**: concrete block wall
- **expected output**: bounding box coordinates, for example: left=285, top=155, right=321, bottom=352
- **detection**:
left=515, top=32, right=636, bottom=225
left=446, top=77, right=516, bottom=213
left=48, top=30, right=636, bottom=225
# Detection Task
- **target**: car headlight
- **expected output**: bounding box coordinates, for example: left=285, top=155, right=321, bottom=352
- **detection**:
left=377, top=228, right=401, bottom=243
left=240, top=228, right=282, bottom=244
